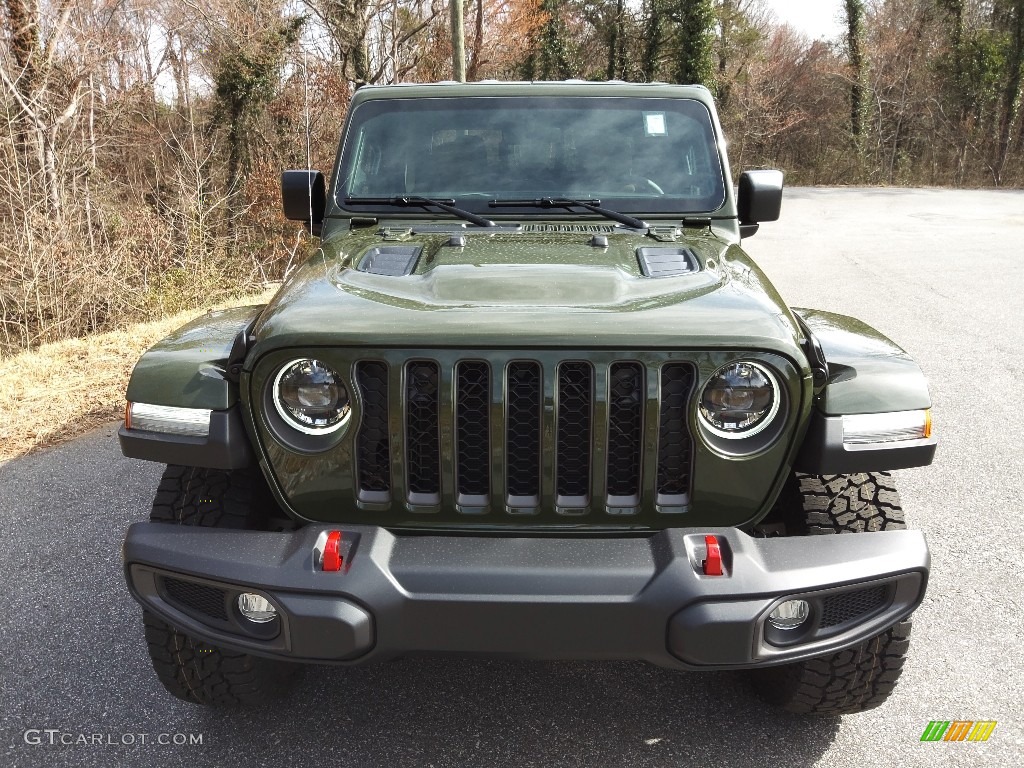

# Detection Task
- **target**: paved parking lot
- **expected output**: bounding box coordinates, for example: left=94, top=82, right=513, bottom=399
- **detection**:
left=1, top=188, right=1021, bottom=766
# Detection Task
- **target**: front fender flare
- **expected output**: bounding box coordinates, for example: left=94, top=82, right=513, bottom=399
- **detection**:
left=126, top=306, right=264, bottom=410
left=792, top=308, right=935, bottom=473
left=121, top=305, right=264, bottom=469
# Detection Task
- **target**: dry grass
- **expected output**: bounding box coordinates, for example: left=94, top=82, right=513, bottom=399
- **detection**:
left=0, top=289, right=277, bottom=464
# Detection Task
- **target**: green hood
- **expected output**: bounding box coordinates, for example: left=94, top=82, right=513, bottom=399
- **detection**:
left=252, top=225, right=804, bottom=360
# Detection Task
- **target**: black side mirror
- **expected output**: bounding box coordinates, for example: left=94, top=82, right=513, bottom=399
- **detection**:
left=737, top=170, right=784, bottom=239
left=282, top=170, right=327, bottom=236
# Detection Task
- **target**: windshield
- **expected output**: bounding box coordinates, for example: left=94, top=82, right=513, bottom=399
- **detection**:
left=336, top=96, right=726, bottom=216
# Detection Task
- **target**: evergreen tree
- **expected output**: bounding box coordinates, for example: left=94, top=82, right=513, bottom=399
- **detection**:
left=667, top=0, right=714, bottom=86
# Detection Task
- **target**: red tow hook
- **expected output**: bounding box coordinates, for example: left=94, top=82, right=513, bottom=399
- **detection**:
left=702, top=535, right=724, bottom=576
left=321, top=530, right=343, bottom=572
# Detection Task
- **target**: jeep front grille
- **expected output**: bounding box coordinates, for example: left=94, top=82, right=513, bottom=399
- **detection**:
left=352, top=356, right=696, bottom=519
left=405, top=361, right=442, bottom=504
left=455, top=361, right=491, bottom=507
left=355, top=361, right=392, bottom=502
left=606, top=362, right=645, bottom=506
left=658, top=364, right=695, bottom=506
left=506, top=361, right=543, bottom=508
left=556, top=362, right=593, bottom=508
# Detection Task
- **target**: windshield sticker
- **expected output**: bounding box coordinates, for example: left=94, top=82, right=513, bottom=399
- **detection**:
left=644, top=112, right=667, bottom=136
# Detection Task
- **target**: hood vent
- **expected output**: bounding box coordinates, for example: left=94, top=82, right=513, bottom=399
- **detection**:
left=521, top=223, right=616, bottom=233
left=357, top=245, right=423, bottom=276
left=637, top=247, right=698, bottom=278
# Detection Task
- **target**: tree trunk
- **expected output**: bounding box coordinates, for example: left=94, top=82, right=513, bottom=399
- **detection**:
left=451, top=0, right=466, bottom=81
left=844, top=0, right=866, bottom=140
left=993, top=1, right=1024, bottom=184
left=4, top=0, right=43, bottom=185
left=641, top=0, right=663, bottom=81
left=672, top=0, right=714, bottom=87
left=536, top=0, right=572, bottom=79
left=467, top=0, right=484, bottom=80
left=5, top=0, right=39, bottom=92
left=718, top=0, right=734, bottom=107
left=607, top=0, right=624, bottom=80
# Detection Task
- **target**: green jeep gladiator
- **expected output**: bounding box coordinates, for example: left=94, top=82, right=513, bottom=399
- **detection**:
left=120, top=81, right=936, bottom=714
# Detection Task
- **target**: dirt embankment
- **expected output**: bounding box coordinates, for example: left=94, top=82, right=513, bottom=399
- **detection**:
left=0, top=291, right=275, bottom=464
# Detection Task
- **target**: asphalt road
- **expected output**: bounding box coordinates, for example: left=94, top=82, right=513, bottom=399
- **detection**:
left=2, top=188, right=1022, bottom=767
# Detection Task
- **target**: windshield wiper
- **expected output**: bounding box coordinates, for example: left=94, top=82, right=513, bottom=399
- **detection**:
left=344, top=196, right=495, bottom=228
left=489, top=198, right=647, bottom=230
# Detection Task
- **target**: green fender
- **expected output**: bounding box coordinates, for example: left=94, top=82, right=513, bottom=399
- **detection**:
left=792, top=308, right=931, bottom=415
left=791, top=308, right=935, bottom=474
left=125, top=305, right=264, bottom=410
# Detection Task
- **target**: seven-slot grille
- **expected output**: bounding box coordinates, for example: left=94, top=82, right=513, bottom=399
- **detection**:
left=354, top=358, right=696, bottom=517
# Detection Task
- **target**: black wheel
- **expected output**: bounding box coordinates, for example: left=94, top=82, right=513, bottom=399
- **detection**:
left=747, top=472, right=914, bottom=715
left=142, top=465, right=299, bottom=706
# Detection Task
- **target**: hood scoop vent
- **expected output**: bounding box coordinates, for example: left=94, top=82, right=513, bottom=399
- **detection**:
left=521, top=223, right=617, bottom=233
left=357, top=245, right=423, bottom=276
left=636, top=247, right=699, bottom=278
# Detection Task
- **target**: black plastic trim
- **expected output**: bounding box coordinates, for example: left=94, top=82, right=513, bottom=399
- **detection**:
left=793, top=312, right=829, bottom=391
left=118, top=407, right=254, bottom=469
left=281, top=170, right=326, bottom=236
left=158, top=573, right=281, bottom=640
left=794, top=410, right=937, bottom=474
left=737, top=169, right=783, bottom=224
left=123, top=524, right=929, bottom=669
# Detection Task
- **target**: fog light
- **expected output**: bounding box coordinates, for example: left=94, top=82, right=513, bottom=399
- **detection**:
left=237, top=593, right=277, bottom=623
left=768, top=599, right=810, bottom=630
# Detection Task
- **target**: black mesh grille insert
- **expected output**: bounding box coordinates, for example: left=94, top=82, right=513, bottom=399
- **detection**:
left=657, top=363, right=696, bottom=501
left=506, top=362, right=542, bottom=504
left=349, top=353, right=697, bottom=518
left=556, top=362, right=593, bottom=504
left=356, top=361, right=391, bottom=496
left=405, top=361, right=441, bottom=500
left=606, top=362, right=644, bottom=502
left=820, top=585, right=888, bottom=628
left=456, top=361, right=491, bottom=501
left=163, top=577, right=228, bottom=622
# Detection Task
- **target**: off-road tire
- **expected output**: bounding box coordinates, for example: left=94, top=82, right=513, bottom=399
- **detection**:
left=748, top=472, right=914, bottom=715
left=787, top=472, right=906, bottom=535
left=149, top=464, right=273, bottom=529
left=142, top=465, right=298, bottom=706
left=143, top=612, right=297, bottom=706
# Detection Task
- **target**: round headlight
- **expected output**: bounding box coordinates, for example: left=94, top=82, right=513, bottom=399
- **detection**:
left=699, top=362, right=779, bottom=438
left=273, top=359, right=350, bottom=433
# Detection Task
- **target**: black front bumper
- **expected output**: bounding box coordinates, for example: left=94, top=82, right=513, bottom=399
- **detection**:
left=123, top=524, right=929, bottom=670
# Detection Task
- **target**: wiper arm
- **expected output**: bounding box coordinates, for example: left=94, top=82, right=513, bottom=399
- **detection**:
left=489, top=197, right=647, bottom=230
left=345, top=196, right=495, bottom=228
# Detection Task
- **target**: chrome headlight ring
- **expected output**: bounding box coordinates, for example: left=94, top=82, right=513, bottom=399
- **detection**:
left=698, top=361, right=782, bottom=440
left=272, top=358, right=352, bottom=435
